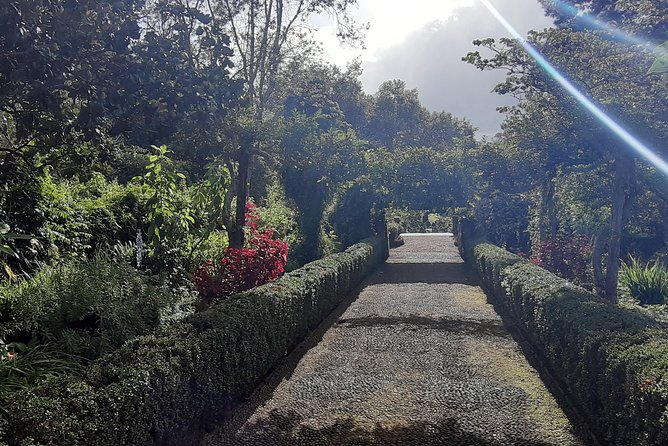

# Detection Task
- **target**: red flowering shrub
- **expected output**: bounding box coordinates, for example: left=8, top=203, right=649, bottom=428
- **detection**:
left=194, top=204, right=289, bottom=302
left=530, top=234, right=592, bottom=288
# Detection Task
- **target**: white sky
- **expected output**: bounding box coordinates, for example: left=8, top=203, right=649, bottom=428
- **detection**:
left=313, top=0, right=475, bottom=66
left=310, top=0, right=554, bottom=135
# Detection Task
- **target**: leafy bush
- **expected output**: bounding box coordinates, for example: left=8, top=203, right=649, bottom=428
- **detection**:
left=530, top=234, right=592, bottom=288
left=0, top=340, right=80, bottom=419
left=461, top=230, right=668, bottom=446
left=0, top=257, right=195, bottom=359
left=254, top=181, right=304, bottom=270
left=1, top=172, right=148, bottom=272
left=320, top=179, right=377, bottom=256
left=621, top=257, right=668, bottom=305
left=1, top=237, right=388, bottom=446
left=193, top=204, right=289, bottom=303
left=386, top=208, right=452, bottom=234
left=473, top=191, right=531, bottom=250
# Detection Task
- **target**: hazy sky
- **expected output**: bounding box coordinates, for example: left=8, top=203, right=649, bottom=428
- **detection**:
left=313, top=0, right=555, bottom=136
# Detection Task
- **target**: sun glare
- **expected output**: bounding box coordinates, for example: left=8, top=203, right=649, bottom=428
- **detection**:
left=480, top=0, right=668, bottom=177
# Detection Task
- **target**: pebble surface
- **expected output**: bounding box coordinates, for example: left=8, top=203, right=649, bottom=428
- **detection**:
left=203, top=235, right=584, bottom=446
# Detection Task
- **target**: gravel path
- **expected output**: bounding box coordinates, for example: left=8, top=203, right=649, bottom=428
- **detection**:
left=204, top=235, right=584, bottom=446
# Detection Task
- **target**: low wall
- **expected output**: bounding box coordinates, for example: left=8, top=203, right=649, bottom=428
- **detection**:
left=3, top=236, right=388, bottom=446
left=460, top=226, right=668, bottom=446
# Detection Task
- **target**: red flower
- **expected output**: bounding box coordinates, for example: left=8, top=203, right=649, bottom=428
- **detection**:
left=194, top=203, right=289, bottom=303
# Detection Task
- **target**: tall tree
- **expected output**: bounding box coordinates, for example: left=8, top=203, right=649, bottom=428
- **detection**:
left=539, top=0, right=668, bottom=40
left=465, top=26, right=667, bottom=302
left=209, top=0, right=364, bottom=248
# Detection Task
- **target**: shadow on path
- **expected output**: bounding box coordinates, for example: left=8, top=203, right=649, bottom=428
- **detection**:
left=370, top=262, right=478, bottom=285
left=235, top=409, right=557, bottom=446
left=337, top=315, right=509, bottom=338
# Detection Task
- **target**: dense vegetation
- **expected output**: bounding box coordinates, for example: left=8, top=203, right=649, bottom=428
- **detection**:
left=0, top=0, right=667, bottom=443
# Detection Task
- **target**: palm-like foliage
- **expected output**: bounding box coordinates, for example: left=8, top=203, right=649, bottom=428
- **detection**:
left=620, top=256, right=668, bottom=305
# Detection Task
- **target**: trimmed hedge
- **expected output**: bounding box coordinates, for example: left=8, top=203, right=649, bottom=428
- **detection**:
left=461, top=232, right=668, bottom=446
left=1, top=236, right=388, bottom=446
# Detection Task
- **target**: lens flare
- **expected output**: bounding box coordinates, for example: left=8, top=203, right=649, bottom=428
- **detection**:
left=550, top=0, right=650, bottom=48
left=479, top=0, right=668, bottom=177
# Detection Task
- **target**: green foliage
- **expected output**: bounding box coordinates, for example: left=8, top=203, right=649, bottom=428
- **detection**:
left=462, top=232, right=668, bottom=446
left=387, top=208, right=452, bottom=234
left=320, top=179, right=378, bottom=255
left=0, top=257, right=195, bottom=360
left=0, top=340, right=81, bottom=419
left=254, top=181, right=304, bottom=269
left=621, top=257, right=668, bottom=305
left=0, top=224, right=33, bottom=281
left=1, top=172, right=148, bottom=273
left=139, top=145, right=194, bottom=249
left=474, top=191, right=532, bottom=250
left=366, top=147, right=469, bottom=212
left=0, top=237, right=388, bottom=446
left=281, top=113, right=367, bottom=263
left=387, top=222, right=404, bottom=248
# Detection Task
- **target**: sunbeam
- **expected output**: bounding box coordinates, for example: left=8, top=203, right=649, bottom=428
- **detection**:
left=550, top=0, right=653, bottom=48
left=479, top=0, right=668, bottom=177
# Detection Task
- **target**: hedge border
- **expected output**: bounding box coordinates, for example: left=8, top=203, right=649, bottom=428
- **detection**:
left=458, top=221, right=668, bottom=446
left=2, top=236, right=388, bottom=446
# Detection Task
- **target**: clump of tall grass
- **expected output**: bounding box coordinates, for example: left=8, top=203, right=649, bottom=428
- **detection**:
left=0, top=339, right=81, bottom=418
left=620, top=256, right=668, bottom=305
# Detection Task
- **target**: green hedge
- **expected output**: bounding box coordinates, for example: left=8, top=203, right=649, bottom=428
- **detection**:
left=461, top=233, right=668, bottom=446
left=1, top=236, right=387, bottom=446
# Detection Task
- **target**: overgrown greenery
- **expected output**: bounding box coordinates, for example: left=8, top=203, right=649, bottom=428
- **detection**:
left=621, top=257, right=668, bottom=305
left=460, top=229, right=668, bottom=446
left=0, top=0, right=667, bottom=443
left=1, top=237, right=387, bottom=446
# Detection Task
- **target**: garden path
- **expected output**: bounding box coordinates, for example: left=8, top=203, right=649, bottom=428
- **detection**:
left=204, top=235, right=584, bottom=446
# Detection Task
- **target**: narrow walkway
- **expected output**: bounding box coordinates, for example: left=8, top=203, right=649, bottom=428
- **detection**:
left=205, top=235, right=584, bottom=446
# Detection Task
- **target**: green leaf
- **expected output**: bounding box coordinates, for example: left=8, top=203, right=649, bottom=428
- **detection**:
left=0, top=244, right=17, bottom=257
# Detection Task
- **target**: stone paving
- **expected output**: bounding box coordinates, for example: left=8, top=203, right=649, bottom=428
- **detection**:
left=204, top=235, right=584, bottom=446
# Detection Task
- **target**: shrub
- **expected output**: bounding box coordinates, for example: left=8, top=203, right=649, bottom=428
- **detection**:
left=473, top=191, right=531, bottom=250
left=1, top=172, right=148, bottom=272
left=193, top=204, right=289, bottom=303
left=320, top=179, right=377, bottom=256
left=0, top=340, right=80, bottom=419
left=386, top=208, right=452, bottom=234
left=0, top=257, right=195, bottom=359
left=461, top=231, right=668, bottom=446
left=621, top=256, right=668, bottom=305
left=530, top=234, right=592, bottom=288
left=254, top=181, right=304, bottom=269
left=1, top=236, right=387, bottom=446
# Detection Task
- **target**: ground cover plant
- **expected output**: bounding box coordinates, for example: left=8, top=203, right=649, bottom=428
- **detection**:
left=0, top=0, right=666, bottom=444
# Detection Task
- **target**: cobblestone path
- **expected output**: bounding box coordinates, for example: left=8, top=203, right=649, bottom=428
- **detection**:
left=204, top=235, right=584, bottom=446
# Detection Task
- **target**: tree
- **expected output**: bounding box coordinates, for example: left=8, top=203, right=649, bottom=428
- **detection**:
left=281, top=112, right=366, bottom=262
left=366, top=80, right=427, bottom=150
left=465, top=26, right=667, bottom=302
left=208, top=0, right=364, bottom=249
left=539, top=0, right=668, bottom=40
left=0, top=0, right=241, bottom=177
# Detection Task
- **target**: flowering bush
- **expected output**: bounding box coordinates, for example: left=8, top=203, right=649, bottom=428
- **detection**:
left=194, top=204, right=289, bottom=302
left=530, top=234, right=592, bottom=288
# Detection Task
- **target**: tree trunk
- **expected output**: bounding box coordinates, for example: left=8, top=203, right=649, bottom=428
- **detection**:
left=537, top=171, right=558, bottom=267
left=604, top=155, right=633, bottom=303
left=228, top=148, right=251, bottom=249
left=592, top=227, right=608, bottom=297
